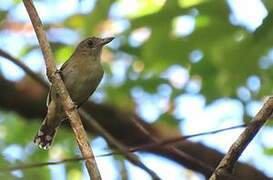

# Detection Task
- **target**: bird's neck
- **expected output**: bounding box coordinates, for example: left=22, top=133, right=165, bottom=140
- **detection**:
left=72, top=51, right=101, bottom=63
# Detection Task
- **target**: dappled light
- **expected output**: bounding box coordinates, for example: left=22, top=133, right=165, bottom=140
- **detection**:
left=0, top=0, right=273, bottom=179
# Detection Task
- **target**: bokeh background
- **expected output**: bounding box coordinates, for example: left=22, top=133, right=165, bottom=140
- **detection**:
left=0, top=0, right=273, bottom=179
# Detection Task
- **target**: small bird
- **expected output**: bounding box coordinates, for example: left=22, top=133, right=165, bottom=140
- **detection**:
left=34, top=36, right=114, bottom=150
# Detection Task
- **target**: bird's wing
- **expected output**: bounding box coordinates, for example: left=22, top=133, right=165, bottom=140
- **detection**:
left=46, top=63, right=66, bottom=106
left=60, top=58, right=70, bottom=71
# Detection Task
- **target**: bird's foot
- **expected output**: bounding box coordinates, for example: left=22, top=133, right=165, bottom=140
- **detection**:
left=55, top=69, right=62, bottom=74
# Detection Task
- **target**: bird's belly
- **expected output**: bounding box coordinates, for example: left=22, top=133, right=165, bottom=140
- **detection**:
left=63, top=64, right=103, bottom=105
left=72, top=76, right=100, bottom=103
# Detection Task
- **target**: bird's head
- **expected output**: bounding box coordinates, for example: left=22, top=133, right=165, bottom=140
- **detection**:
left=75, top=36, right=114, bottom=58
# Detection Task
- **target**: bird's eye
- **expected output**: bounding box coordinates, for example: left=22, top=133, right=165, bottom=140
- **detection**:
left=88, top=41, right=94, bottom=47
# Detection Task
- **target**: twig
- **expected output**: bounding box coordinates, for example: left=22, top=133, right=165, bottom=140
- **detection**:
left=0, top=156, right=87, bottom=172
left=0, top=49, right=48, bottom=88
left=79, top=109, right=161, bottom=180
left=22, top=0, right=101, bottom=179
left=119, top=159, right=129, bottom=180
left=130, top=118, right=237, bottom=177
left=129, top=124, right=246, bottom=152
left=0, top=124, right=245, bottom=173
left=130, top=119, right=246, bottom=179
left=130, top=117, right=216, bottom=173
left=209, top=97, right=273, bottom=180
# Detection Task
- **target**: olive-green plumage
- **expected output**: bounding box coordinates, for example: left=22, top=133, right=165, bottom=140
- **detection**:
left=34, top=36, right=114, bottom=149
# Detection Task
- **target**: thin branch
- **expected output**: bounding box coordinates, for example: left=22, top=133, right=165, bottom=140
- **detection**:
left=0, top=49, right=48, bottom=88
left=130, top=117, right=216, bottom=173
left=209, top=97, right=273, bottom=180
left=22, top=0, right=101, bottom=179
left=0, top=156, right=87, bottom=172
left=129, top=124, right=246, bottom=152
left=79, top=109, right=161, bottom=180
left=0, top=124, right=245, bottom=173
left=130, top=118, right=244, bottom=179
left=119, top=159, right=129, bottom=180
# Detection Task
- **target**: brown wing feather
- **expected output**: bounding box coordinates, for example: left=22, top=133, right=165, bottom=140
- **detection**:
left=60, top=58, right=71, bottom=71
left=46, top=64, right=66, bottom=106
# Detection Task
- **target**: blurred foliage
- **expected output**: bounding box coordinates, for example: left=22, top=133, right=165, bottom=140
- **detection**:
left=1, top=0, right=273, bottom=179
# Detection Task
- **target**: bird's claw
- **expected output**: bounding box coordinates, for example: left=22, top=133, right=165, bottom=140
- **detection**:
left=55, top=69, right=62, bottom=74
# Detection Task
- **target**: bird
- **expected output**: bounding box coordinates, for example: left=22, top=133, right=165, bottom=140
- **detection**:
left=34, top=36, right=114, bottom=150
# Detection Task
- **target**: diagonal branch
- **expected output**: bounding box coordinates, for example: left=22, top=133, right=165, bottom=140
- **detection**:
left=22, top=0, right=101, bottom=179
left=79, top=109, right=161, bottom=179
left=129, top=124, right=246, bottom=152
left=0, top=49, right=48, bottom=88
left=209, top=97, right=273, bottom=180
left=130, top=117, right=217, bottom=174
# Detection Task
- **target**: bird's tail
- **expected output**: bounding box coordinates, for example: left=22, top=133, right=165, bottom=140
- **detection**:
left=33, top=120, right=57, bottom=150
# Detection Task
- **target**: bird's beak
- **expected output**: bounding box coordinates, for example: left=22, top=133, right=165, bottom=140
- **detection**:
left=99, top=37, right=115, bottom=46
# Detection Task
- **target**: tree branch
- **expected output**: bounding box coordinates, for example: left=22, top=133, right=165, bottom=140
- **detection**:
left=79, top=109, right=161, bottom=179
left=129, top=124, right=246, bottom=152
left=209, top=97, right=273, bottom=179
left=130, top=116, right=217, bottom=174
left=0, top=49, right=48, bottom=88
left=22, top=0, right=101, bottom=179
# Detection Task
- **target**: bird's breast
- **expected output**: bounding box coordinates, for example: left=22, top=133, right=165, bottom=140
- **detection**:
left=62, top=60, right=104, bottom=104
